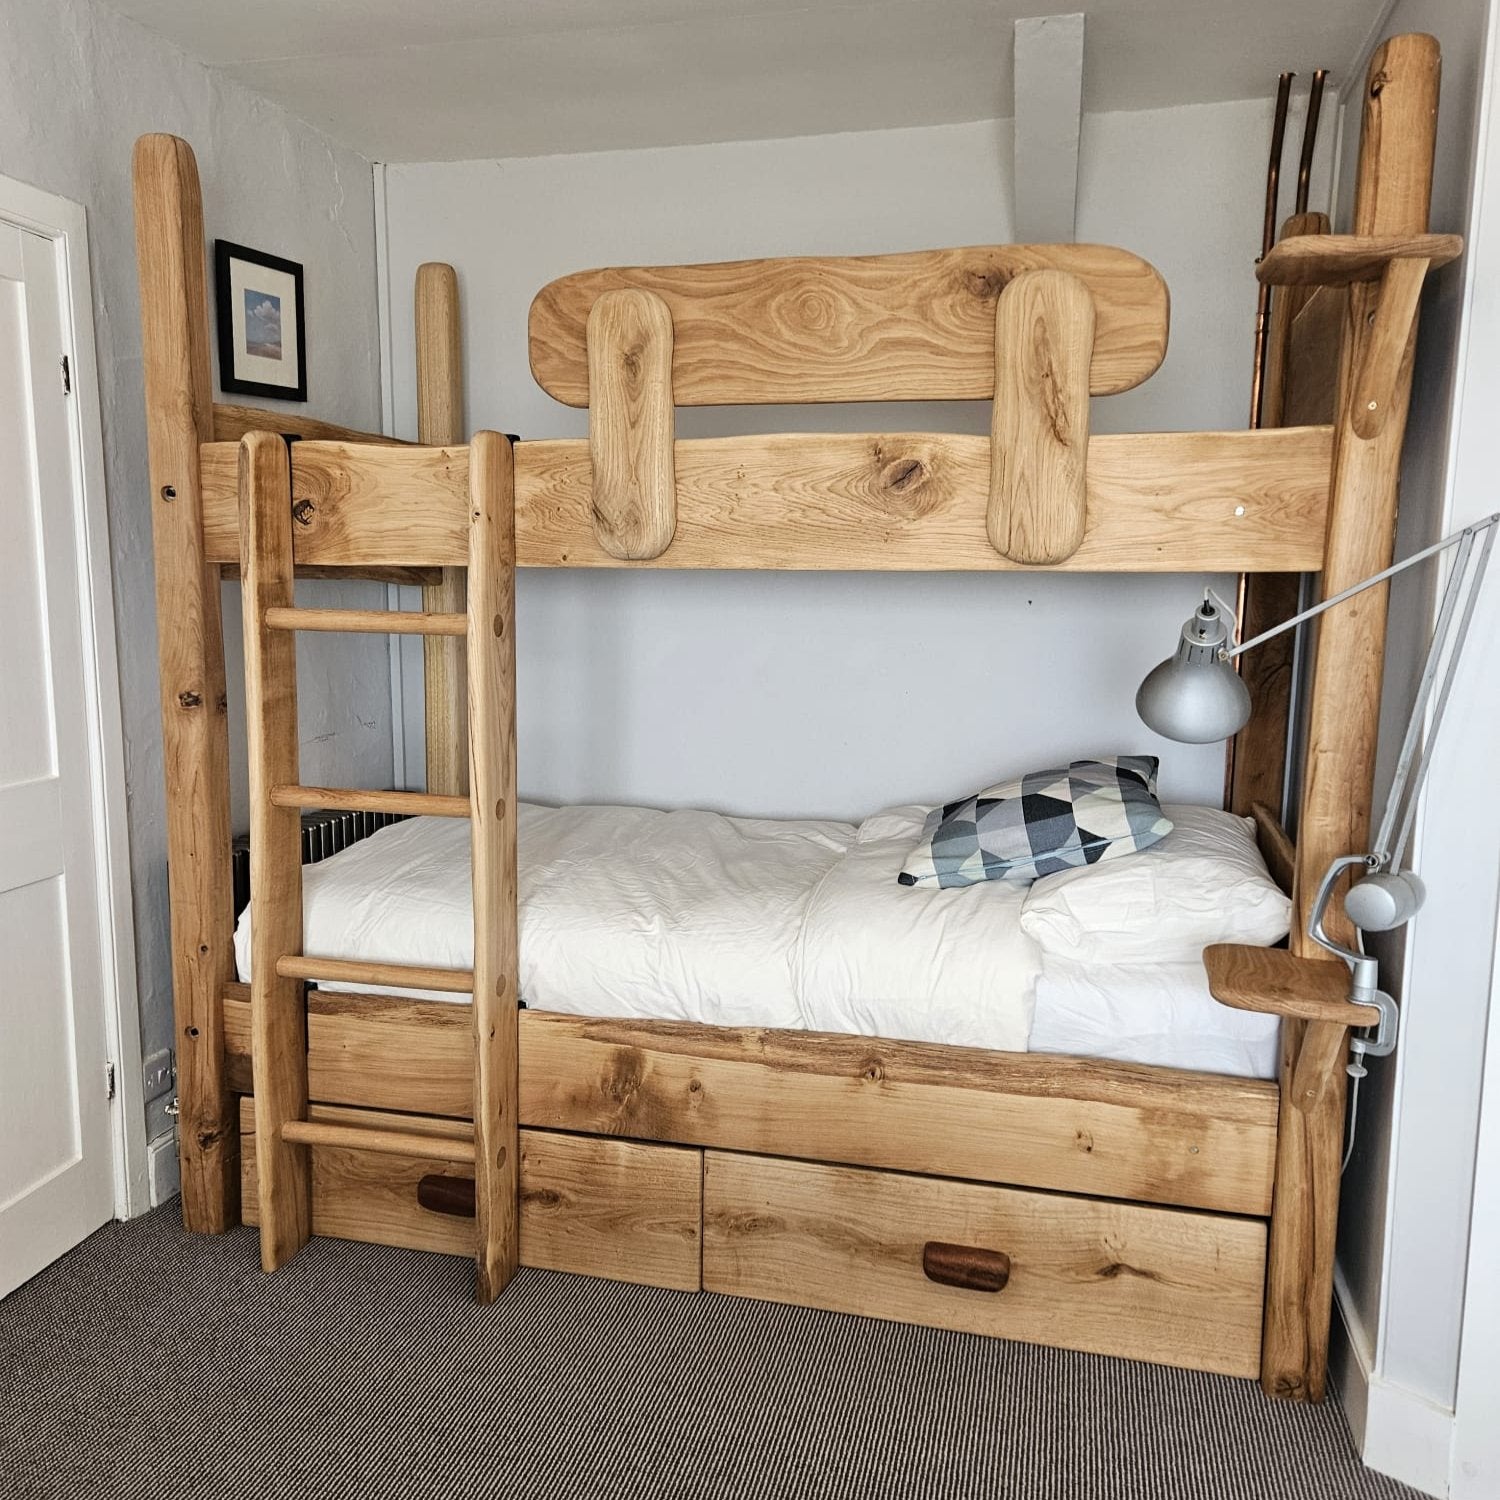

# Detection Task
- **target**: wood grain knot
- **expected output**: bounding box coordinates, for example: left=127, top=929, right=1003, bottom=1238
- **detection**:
left=964, top=266, right=1013, bottom=301
left=1097, top=1261, right=1162, bottom=1283
left=861, top=1060, right=885, bottom=1084
left=291, top=498, right=316, bottom=526
left=177, top=690, right=203, bottom=709
left=522, top=1186, right=564, bottom=1209
left=792, top=289, right=835, bottom=331
left=493, top=613, right=505, bottom=637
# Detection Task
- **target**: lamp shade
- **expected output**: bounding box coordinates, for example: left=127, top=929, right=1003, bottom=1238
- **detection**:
left=1135, top=599, right=1252, bottom=744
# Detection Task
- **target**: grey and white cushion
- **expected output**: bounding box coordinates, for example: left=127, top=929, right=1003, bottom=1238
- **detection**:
left=897, top=756, right=1173, bottom=888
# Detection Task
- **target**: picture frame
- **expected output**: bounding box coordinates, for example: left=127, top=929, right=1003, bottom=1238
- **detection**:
left=213, top=239, right=307, bottom=401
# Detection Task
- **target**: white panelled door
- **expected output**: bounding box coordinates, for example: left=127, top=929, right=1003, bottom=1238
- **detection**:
left=0, top=221, right=115, bottom=1297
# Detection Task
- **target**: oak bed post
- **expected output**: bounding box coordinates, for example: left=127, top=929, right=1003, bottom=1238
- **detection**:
left=1261, top=32, right=1441, bottom=1400
left=467, top=431, right=521, bottom=1300
left=417, top=262, right=469, bottom=795
left=132, top=134, right=239, bottom=1234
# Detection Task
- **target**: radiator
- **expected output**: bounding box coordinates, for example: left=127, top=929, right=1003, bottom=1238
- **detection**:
left=231, top=807, right=408, bottom=919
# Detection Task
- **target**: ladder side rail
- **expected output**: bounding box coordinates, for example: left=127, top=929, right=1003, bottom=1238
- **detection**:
left=239, top=431, right=313, bottom=1271
left=467, top=431, right=521, bottom=1302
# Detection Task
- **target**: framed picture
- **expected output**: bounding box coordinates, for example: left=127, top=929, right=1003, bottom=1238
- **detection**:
left=214, top=240, right=307, bottom=401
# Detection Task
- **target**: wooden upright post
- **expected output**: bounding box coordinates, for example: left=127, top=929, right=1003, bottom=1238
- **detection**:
left=416, top=262, right=468, bottom=795
left=1261, top=33, right=1441, bottom=1400
left=132, top=134, right=238, bottom=1233
left=467, top=431, right=521, bottom=1301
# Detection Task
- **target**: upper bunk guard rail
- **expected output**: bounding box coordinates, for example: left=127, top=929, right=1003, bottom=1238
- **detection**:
left=237, top=427, right=519, bottom=1302
left=529, top=243, right=1169, bottom=405
left=194, top=425, right=1336, bottom=573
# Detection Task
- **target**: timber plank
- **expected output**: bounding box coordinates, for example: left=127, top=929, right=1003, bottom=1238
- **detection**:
left=529, top=244, right=1168, bottom=404
left=221, top=989, right=1278, bottom=1216
left=702, top=1152, right=1264, bottom=1378
left=241, top=1100, right=703, bottom=1290
left=198, top=427, right=1334, bottom=574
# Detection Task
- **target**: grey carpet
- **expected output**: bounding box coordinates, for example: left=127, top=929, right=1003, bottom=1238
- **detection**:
left=0, top=1203, right=1419, bottom=1500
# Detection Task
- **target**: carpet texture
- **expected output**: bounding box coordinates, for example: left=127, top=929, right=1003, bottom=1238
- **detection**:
left=1, top=1204, right=1420, bottom=1500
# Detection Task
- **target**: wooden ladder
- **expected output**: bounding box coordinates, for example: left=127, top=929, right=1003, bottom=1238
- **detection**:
left=237, top=429, right=519, bottom=1301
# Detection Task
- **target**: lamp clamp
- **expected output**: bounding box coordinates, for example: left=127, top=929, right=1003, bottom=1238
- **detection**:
left=1307, top=854, right=1399, bottom=1063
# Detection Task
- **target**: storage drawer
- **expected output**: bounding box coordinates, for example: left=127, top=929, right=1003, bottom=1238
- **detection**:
left=702, top=1151, right=1264, bottom=1377
left=241, top=1100, right=703, bottom=1290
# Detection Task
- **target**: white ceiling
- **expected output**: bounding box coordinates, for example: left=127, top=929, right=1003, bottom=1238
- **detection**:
left=106, top=0, right=1387, bottom=161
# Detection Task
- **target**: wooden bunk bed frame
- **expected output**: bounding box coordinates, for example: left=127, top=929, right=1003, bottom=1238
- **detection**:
left=134, top=34, right=1451, bottom=1400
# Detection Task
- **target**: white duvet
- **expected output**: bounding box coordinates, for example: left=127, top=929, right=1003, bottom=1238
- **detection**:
left=233, top=799, right=1281, bottom=1077
left=234, top=802, right=1039, bottom=1046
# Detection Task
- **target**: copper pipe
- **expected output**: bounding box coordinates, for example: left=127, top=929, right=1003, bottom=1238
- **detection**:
left=1249, top=71, right=1295, bottom=430
left=1295, top=69, right=1329, bottom=215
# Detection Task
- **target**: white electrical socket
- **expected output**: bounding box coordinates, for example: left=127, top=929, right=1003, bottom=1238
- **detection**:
left=142, top=1048, right=175, bottom=1104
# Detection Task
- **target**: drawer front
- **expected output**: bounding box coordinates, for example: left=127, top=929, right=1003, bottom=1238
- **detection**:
left=241, top=1101, right=703, bottom=1290
left=703, top=1151, right=1264, bottom=1377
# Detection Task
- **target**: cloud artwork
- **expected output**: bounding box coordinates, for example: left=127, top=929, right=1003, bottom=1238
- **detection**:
left=243, top=291, right=283, bottom=360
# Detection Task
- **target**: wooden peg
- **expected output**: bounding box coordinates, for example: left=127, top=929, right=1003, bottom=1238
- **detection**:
left=988, top=269, right=1094, bottom=564
left=1352, top=255, right=1429, bottom=439
left=587, top=288, right=676, bottom=560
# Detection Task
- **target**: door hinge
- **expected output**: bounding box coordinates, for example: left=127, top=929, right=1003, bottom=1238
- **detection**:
left=105, top=1061, right=116, bottom=1100
left=61, top=354, right=71, bottom=395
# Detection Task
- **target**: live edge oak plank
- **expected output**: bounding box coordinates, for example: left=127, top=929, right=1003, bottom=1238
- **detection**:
left=220, top=986, right=1278, bottom=1218
left=1204, top=945, right=1381, bottom=1028
left=195, top=426, right=1334, bottom=574
left=240, top=1100, right=703, bottom=1291
left=530, top=244, right=1168, bottom=405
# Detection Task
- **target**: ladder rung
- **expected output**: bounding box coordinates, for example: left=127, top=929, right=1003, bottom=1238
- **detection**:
left=269, top=785, right=470, bottom=818
left=282, top=1119, right=476, bottom=1164
left=277, top=954, right=475, bottom=993
left=264, top=606, right=466, bottom=637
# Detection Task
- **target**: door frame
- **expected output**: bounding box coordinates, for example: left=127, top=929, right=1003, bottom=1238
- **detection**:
left=0, top=170, right=147, bottom=1220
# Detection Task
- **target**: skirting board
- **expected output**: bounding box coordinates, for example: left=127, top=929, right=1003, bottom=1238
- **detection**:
left=147, top=1130, right=181, bottom=1209
left=1332, top=1265, right=1455, bottom=1498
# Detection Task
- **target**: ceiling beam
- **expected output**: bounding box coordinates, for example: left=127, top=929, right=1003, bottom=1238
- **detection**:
left=1013, top=13, right=1086, bottom=244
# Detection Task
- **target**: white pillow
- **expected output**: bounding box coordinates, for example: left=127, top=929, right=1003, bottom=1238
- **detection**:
left=1018, top=803, right=1290, bottom=964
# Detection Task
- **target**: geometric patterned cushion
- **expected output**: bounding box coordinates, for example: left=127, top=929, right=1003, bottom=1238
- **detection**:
left=897, top=755, right=1173, bottom=889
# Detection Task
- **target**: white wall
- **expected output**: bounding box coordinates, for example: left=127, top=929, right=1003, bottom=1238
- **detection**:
left=0, top=0, right=387, bottom=1101
left=1322, top=6, right=1494, bottom=1477
left=380, top=98, right=1333, bottom=820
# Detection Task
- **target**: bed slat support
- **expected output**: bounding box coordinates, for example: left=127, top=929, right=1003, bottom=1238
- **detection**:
left=988, top=268, right=1095, bottom=564
left=238, top=427, right=519, bottom=1302
left=586, top=288, right=677, bottom=560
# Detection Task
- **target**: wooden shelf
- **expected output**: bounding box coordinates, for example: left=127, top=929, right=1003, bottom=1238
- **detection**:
left=1204, top=943, right=1383, bottom=1027
left=1257, top=232, right=1462, bottom=287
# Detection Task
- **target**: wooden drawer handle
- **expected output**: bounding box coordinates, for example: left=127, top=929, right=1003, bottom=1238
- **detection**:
left=417, top=1174, right=476, bottom=1218
left=922, top=1241, right=1011, bottom=1292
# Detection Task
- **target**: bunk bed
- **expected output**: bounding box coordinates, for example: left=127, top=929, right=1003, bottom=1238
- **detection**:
left=133, top=33, right=1451, bottom=1402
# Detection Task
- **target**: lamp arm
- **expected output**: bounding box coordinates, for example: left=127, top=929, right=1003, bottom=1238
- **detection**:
left=1223, top=513, right=1500, bottom=663
left=1376, top=522, right=1493, bottom=868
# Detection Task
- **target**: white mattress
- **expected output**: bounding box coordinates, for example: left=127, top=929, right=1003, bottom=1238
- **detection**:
left=234, top=802, right=1279, bottom=1079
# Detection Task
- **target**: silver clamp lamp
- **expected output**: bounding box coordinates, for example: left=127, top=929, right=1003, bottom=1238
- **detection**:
left=1137, top=512, right=1498, bottom=1069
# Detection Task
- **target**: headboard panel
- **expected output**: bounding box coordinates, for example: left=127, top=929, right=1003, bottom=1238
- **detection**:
left=528, top=244, right=1169, bottom=406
